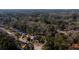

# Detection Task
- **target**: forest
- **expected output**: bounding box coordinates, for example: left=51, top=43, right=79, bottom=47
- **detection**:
left=0, top=9, right=79, bottom=50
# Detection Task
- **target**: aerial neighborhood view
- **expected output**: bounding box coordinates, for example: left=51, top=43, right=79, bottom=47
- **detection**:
left=0, top=9, right=79, bottom=50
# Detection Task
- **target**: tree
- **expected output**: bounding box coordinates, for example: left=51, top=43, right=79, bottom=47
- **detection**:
left=42, top=36, right=55, bottom=50
left=42, top=33, right=69, bottom=50
left=0, top=32, right=19, bottom=50
left=54, top=33, right=69, bottom=50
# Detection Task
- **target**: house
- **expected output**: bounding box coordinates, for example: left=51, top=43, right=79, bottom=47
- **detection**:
left=19, top=34, right=37, bottom=43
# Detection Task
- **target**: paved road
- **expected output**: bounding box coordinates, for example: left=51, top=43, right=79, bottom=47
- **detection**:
left=0, top=27, right=27, bottom=42
left=0, top=27, right=18, bottom=40
left=34, top=43, right=44, bottom=50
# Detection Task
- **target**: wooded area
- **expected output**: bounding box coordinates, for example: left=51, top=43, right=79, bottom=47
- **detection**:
left=0, top=9, right=79, bottom=50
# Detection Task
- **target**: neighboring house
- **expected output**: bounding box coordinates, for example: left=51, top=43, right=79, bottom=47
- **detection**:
left=69, top=43, right=79, bottom=49
left=19, top=34, right=36, bottom=43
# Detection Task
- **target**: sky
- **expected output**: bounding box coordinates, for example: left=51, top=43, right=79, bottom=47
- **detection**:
left=0, top=0, right=78, bottom=9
